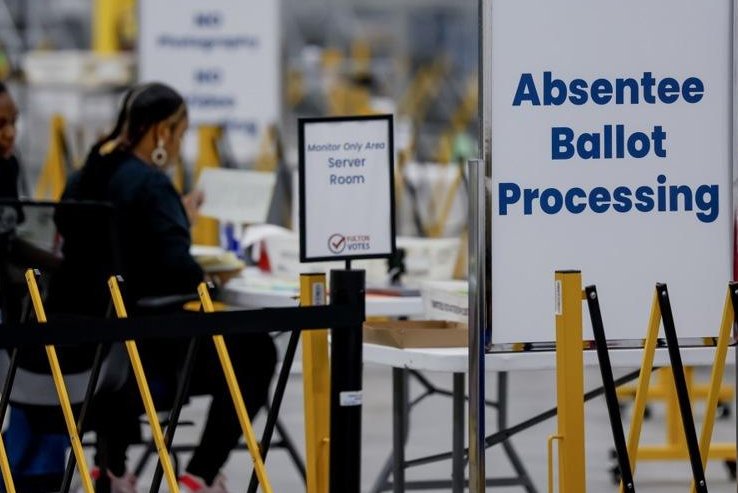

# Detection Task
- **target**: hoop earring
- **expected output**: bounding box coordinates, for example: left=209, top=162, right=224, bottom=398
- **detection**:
left=151, top=138, right=168, bottom=167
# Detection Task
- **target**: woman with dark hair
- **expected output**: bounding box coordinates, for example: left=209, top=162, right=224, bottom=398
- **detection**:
left=50, top=83, right=276, bottom=493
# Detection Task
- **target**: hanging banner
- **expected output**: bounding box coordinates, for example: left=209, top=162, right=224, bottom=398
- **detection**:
left=139, top=0, right=279, bottom=154
left=487, top=0, right=734, bottom=344
left=299, top=115, right=396, bottom=262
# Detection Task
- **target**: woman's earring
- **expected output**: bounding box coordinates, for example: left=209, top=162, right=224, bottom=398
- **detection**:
left=151, top=138, right=168, bottom=167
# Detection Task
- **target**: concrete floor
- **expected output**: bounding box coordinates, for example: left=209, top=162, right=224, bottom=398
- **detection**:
left=115, top=363, right=738, bottom=492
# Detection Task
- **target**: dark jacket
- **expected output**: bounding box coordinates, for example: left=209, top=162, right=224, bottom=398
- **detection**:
left=49, top=152, right=203, bottom=318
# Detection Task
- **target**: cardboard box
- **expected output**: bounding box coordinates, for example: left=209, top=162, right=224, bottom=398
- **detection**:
left=363, top=320, right=468, bottom=348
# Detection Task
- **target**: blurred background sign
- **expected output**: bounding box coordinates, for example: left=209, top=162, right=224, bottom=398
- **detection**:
left=138, top=0, right=280, bottom=160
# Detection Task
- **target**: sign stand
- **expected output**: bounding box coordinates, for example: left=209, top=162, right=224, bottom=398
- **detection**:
left=656, top=285, right=708, bottom=492
left=467, top=158, right=486, bottom=490
left=299, top=114, right=394, bottom=493
left=585, top=285, right=636, bottom=492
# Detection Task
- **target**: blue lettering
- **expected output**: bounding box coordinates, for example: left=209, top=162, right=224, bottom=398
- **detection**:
left=658, top=77, right=680, bottom=104
left=591, top=78, right=613, bottom=105
left=577, top=133, right=600, bottom=159
left=565, top=188, right=586, bottom=213
left=695, top=185, right=719, bottom=223
left=589, top=187, right=611, bottom=213
left=540, top=188, right=563, bottom=214
left=682, top=77, right=705, bottom=104
left=512, top=73, right=540, bottom=106
left=635, top=186, right=655, bottom=212
left=627, top=132, right=650, bottom=159
left=194, top=12, right=222, bottom=27
left=568, top=79, right=588, bottom=105
left=552, top=127, right=575, bottom=160
left=498, top=183, right=521, bottom=215
left=524, top=188, right=539, bottom=215
left=612, top=186, right=633, bottom=212
left=543, top=71, right=566, bottom=105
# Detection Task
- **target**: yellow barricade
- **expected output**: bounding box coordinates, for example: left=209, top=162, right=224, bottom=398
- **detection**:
left=196, top=283, right=274, bottom=493
left=25, top=270, right=94, bottom=493
left=107, top=276, right=180, bottom=493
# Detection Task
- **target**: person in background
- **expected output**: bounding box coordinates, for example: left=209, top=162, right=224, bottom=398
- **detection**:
left=0, top=80, right=26, bottom=322
left=0, top=82, right=69, bottom=493
left=50, top=82, right=276, bottom=493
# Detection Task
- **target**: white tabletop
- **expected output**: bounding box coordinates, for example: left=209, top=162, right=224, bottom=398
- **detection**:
left=363, top=343, right=735, bottom=373
left=222, top=271, right=425, bottom=318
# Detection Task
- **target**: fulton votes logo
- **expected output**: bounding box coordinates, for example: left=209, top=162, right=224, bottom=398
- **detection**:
left=327, top=233, right=372, bottom=255
left=328, top=234, right=347, bottom=254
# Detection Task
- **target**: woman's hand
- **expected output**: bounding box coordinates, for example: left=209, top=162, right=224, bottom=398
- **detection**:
left=182, top=189, right=204, bottom=226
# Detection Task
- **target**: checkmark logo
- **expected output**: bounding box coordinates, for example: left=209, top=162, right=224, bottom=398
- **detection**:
left=328, top=234, right=347, bottom=254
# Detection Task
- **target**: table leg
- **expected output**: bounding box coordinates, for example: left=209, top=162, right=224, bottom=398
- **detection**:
left=498, top=372, right=538, bottom=493
left=452, top=373, right=465, bottom=493
left=393, top=367, right=408, bottom=493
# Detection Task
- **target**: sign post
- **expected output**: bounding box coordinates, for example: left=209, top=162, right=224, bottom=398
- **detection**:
left=299, top=114, right=395, bottom=493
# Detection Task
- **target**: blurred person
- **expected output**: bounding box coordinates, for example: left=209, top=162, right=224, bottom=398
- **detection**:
left=49, top=83, right=276, bottom=493
left=0, top=82, right=70, bottom=493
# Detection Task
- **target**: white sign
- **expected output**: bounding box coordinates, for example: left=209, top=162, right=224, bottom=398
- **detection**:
left=139, top=0, right=279, bottom=144
left=299, top=116, right=396, bottom=262
left=197, top=168, right=276, bottom=224
left=488, top=0, right=733, bottom=344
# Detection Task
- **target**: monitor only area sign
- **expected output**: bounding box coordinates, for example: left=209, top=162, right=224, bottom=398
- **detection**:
left=299, top=115, right=396, bottom=263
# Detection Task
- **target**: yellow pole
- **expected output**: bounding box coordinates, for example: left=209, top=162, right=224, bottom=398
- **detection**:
left=0, top=434, right=15, bottom=493
left=107, top=276, right=180, bottom=493
left=191, top=126, right=222, bottom=246
left=300, top=273, right=330, bottom=493
left=554, top=270, right=585, bottom=493
left=35, top=115, right=68, bottom=200
left=93, top=0, right=123, bottom=54
left=24, top=270, right=94, bottom=493
left=690, top=288, right=735, bottom=493
left=620, top=290, right=661, bottom=492
left=196, top=283, right=274, bottom=493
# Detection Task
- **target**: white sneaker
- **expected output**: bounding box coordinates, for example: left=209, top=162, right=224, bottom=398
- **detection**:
left=179, top=473, right=229, bottom=493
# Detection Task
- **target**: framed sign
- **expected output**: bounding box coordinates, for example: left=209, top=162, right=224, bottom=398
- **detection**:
left=139, top=0, right=279, bottom=140
left=486, top=0, right=734, bottom=344
left=299, top=115, right=396, bottom=263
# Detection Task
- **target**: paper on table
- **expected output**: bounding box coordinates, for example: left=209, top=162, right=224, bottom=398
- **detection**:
left=197, top=168, right=277, bottom=223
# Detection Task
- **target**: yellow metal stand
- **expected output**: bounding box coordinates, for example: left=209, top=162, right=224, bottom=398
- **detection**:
left=690, top=288, right=735, bottom=492
left=550, top=271, right=586, bottom=493
left=191, top=126, right=222, bottom=246
left=25, top=270, right=94, bottom=493
left=0, top=433, right=15, bottom=493
left=300, top=273, right=330, bottom=493
left=35, top=115, right=69, bottom=200
left=255, top=125, right=280, bottom=172
left=107, top=276, right=179, bottom=493
left=196, top=284, right=274, bottom=493
left=617, top=370, right=733, bottom=404
left=620, top=287, right=736, bottom=492
left=93, top=0, right=135, bottom=53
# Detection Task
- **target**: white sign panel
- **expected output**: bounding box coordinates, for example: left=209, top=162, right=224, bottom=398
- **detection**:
left=299, top=116, right=396, bottom=262
left=139, top=0, right=279, bottom=140
left=197, top=168, right=276, bottom=224
left=488, top=0, right=733, bottom=344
